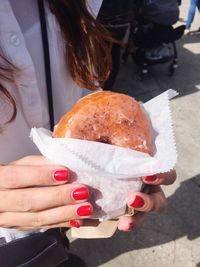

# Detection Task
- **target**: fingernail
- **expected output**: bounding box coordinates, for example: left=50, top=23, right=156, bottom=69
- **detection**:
left=127, top=223, right=134, bottom=231
left=130, top=195, right=144, bottom=208
left=76, top=205, right=93, bottom=217
left=69, top=220, right=80, bottom=228
left=54, top=170, right=69, bottom=181
left=145, top=175, right=157, bottom=182
left=72, top=187, right=89, bottom=201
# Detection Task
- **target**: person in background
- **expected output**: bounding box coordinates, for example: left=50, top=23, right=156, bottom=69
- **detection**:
left=98, top=0, right=135, bottom=90
left=178, top=0, right=182, bottom=5
left=186, top=0, right=200, bottom=31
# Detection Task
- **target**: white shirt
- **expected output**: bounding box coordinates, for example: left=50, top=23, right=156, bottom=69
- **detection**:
left=0, top=0, right=102, bottom=164
left=0, top=0, right=102, bottom=242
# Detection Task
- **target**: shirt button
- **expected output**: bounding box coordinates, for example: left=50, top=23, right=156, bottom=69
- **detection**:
left=10, top=34, right=21, bottom=46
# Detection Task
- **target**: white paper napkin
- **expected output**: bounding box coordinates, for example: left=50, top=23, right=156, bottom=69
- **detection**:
left=30, top=89, right=178, bottom=221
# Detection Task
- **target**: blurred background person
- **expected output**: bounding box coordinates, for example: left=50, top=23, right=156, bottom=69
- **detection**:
left=98, top=0, right=135, bottom=90
left=185, top=0, right=200, bottom=31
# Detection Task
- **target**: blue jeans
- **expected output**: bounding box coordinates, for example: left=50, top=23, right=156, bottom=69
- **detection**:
left=186, top=0, right=200, bottom=29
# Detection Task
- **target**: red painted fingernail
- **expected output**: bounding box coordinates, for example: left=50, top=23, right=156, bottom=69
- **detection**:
left=145, top=175, right=157, bottom=182
left=127, top=223, right=134, bottom=231
left=72, top=187, right=89, bottom=201
left=76, top=205, right=93, bottom=217
left=69, top=220, right=80, bottom=228
left=54, top=170, right=69, bottom=181
left=130, top=195, right=145, bottom=208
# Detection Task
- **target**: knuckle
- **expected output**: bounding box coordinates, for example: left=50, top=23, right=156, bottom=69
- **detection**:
left=0, top=214, right=7, bottom=228
left=53, top=188, right=66, bottom=205
left=31, top=213, right=44, bottom=228
left=17, top=193, right=33, bottom=212
left=37, top=167, right=52, bottom=185
left=3, top=167, right=18, bottom=188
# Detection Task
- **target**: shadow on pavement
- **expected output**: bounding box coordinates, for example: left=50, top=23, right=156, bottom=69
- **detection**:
left=70, top=175, right=200, bottom=267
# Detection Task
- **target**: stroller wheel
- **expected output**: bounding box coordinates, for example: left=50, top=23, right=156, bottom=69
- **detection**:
left=138, top=69, right=143, bottom=81
left=168, top=62, right=178, bottom=76
left=138, top=67, right=148, bottom=81
left=138, top=62, right=148, bottom=81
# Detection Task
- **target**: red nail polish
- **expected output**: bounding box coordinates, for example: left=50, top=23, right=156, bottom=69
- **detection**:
left=54, top=170, right=69, bottom=181
left=145, top=175, right=157, bottom=182
left=69, top=220, right=80, bottom=228
left=127, top=223, right=134, bottom=231
left=76, top=205, right=93, bottom=217
left=130, top=195, right=144, bottom=208
left=72, top=187, right=89, bottom=200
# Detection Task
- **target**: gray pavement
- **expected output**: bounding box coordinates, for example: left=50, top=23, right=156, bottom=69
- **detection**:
left=69, top=2, right=200, bottom=266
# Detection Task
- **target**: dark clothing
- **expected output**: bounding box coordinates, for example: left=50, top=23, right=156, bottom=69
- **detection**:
left=0, top=229, right=69, bottom=267
left=141, top=0, right=179, bottom=26
left=98, top=0, right=134, bottom=26
left=98, top=0, right=135, bottom=89
left=102, top=43, right=121, bottom=90
left=177, top=0, right=182, bottom=5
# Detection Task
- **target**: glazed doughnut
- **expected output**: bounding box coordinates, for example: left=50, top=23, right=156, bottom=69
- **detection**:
left=53, top=91, right=152, bottom=155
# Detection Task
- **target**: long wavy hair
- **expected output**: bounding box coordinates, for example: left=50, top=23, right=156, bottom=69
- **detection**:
left=0, top=0, right=113, bottom=125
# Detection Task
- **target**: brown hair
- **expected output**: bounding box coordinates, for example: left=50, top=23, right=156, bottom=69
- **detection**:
left=0, top=56, right=17, bottom=123
left=0, top=0, right=113, bottom=124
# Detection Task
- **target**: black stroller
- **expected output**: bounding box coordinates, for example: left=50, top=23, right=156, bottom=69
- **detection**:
left=123, top=0, right=185, bottom=81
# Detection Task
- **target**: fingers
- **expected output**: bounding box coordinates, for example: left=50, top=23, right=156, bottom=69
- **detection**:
left=0, top=184, right=89, bottom=212
left=0, top=164, right=69, bottom=189
left=142, top=169, right=176, bottom=185
left=11, top=155, right=53, bottom=166
left=127, top=185, right=167, bottom=213
left=118, top=171, right=175, bottom=232
left=117, top=213, right=146, bottom=232
left=118, top=183, right=168, bottom=232
left=0, top=203, right=93, bottom=229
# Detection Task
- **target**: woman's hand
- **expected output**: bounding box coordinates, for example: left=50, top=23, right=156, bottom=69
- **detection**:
left=0, top=156, right=93, bottom=230
left=117, top=170, right=176, bottom=231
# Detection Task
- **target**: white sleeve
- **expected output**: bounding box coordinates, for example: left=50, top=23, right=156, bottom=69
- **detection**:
left=86, top=0, right=103, bottom=17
